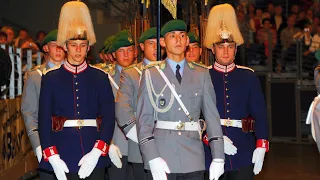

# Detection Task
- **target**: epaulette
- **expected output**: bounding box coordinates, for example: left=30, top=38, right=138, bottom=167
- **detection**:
left=191, top=62, right=208, bottom=69
left=29, top=65, right=41, bottom=72
left=43, top=65, right=61, bottom=75
left=89, top=64, right=108, bottom=74
left=236, top=65, right=254, bottom=72
left=145, top=61, right=163, bottom=69
left=124, top=63, right=137, bottom=70
left=207, top=65, right=212, bottom=69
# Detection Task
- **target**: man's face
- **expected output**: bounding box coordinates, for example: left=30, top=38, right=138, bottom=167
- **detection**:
left=0, top=36, right=7, bottom=44
left=160, top=31, right=189, bottom=57
left=140, top=39, right=157, bottom=61
left=212, top=42, right=236, bottom=66
left=44, top=42, right=65, bottom=62
left=6, top=29, right=14, bottom=44
left=186, top=42, right=202, bottom=62
left=19, top=30, right=28, bottom=40
left=263, top=20, right=271, bottom=29
left=287, top=17, right=295, bottom=27
left=275, top=6, right=282, bottom=16
left=63, top=40, right=89, bottom=64
left=113, top=46, right=135, bottom=67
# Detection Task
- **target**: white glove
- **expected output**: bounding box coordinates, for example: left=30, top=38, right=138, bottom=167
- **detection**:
left=209, top=158, right=224, bottom=180
left=149, top=157, right=171, bottom=180
left=109, top=144, right=122, bottom=168
left=126, top=125, right=138, bottom=143
left=78, top=148, right=102, bottom=179
left=252, top=148, right=266, bottom=175
left=48, top=154, right=69, bottom=180
left=223, top=136, right=237, bottom=155
left=35, top=146, right=42, bottom=163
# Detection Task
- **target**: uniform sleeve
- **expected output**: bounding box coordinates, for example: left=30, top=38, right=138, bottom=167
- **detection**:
left=38, top=73, right=54, bottom=150
left=99, top=73, right=115, bottom=145
left=136, top=70, right=160, bottom=162
left=249, top=73, right=268, bottom=140
left=201, top=70, right=224, bottom=160
left=21, top=72, right=40, bottom=152
left=115, top=70, right=136, bottom=134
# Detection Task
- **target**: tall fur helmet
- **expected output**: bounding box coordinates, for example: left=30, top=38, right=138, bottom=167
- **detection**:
left=57, top=1, right=96, bottom=46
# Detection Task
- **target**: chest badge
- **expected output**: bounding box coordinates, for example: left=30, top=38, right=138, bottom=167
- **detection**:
left=159, top=98, right=166, bottom=107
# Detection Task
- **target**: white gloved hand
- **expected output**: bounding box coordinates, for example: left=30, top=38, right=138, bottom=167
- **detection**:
left=78, top=148, right=102, bottom=179
left=149, top=157, right=171, bottom=180
left=109, top=144, right=122, bottom=168
left=223, top=136, right=237, bottom=155
left=209, top=158, right=224, bottom=180
left=252, top=147, right=266, bottom=175
left=35, top=146, right=42, bottom=163
left=126, top=125, right=138, bottom=143
left=48, top=154, right=69, bottom=180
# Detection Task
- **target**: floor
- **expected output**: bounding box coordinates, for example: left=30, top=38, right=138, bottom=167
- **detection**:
left=255, top=143, right=320, bottom=180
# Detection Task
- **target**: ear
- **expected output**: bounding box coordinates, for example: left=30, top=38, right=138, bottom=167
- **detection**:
left=63, top=44, right=67, bottom=52
left=87, top=46, right=90, bottom=52
left=211, top=46, right=215, bottom=54
left=42, top=44, right=49, bottom=53
left=134, top=46, right=138, bottom=58
left=199, top=47, right=203, bottom=55
left=112, top=52, right=116, bottom=59
left=139, top=43, right=145, bottom=51
left=160, top=37, right=166, bottom=47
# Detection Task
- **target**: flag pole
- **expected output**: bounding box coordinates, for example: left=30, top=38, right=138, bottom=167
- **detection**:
left=157, top=0, right=161, bottom=61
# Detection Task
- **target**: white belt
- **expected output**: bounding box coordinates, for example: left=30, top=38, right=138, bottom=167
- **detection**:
left=64, top=119, right=97, bottom=127
left=220, top=119, right=242, bottom=128
left=155, top=120, right=198, bottom=131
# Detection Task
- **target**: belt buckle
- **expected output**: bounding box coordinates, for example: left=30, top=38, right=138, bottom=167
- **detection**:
left=224, top=119, right=233, bottom=127
left=176, top=121, right=185, bottom=130
left=77, top=119, right=84, bottom=129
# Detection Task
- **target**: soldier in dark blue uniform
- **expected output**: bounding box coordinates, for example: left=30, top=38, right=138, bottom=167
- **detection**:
left=38, top=1, right=115, bottom=180
left=203, top=4, right=269, bottom=180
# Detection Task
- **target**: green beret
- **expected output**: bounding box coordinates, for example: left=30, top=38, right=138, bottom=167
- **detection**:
left=139, top=27, right=157, bottom=43
left=316, top=49, right=320, bottom=61
left=188, top=32, right=200, bottom=44
left=103, top=36, right=116, bottom=54
left=160, top=19, right=187, bottom=37
left=109, top=30, right=134, bottom=53
left=43, top=29, right=58, bottom=45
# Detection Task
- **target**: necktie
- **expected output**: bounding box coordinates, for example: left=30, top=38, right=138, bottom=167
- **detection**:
left=176, top=64, right=182, bottom=84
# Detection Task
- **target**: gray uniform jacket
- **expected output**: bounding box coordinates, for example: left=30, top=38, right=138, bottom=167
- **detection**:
left=109, top=64, right=129, bottom=156
left=136, top=59, right=224, bottom=173
left=21, top=63, right=49, bottom=153
left=115, top=61, right=145, bottom=163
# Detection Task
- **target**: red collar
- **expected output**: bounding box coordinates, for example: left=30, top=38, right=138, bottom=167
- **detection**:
left=63, top=60, right=88, bottom=74
left=213, top=62, right=236, bottom=73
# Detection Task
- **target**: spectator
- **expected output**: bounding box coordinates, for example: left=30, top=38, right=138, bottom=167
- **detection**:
left=0, top=48, right=12, bottom=97
left=308, top=25, right=320, bottom=53
left=15, top=29, right=39, bottom=51
left=35, top=30, right=46, bottom=49
left=306, top=9, right=314, bottom=24
left=0, top=32, right=7, bottom=44
left=1, top=26, right=15, bottom=45
left=257, top=18, right=277, bottom=56
left=237, top=10, right=252, bottom=46
left=247, top=3, right=256, bottom=20
left=250, top=8, right=263, bottom=33
left=271, top=5, right=287, bottom=32
left=267, top=3, right=275, bottom=16
left=290, top=4, right=300, bottom=15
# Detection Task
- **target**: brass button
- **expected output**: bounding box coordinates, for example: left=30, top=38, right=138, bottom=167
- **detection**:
left=226, top=88, right=229, bottom=91
left=77, top=104, right=79, bottom=107
left=178, top=108, right=181, bottom=111
left=227, top=110, right=230, bottom=113
left=225, top=74, right=228, bottom=77
left=76, top=89, right=79, bottom=92
left=75, top=82, right=78, bottom=85
left=226, top=95, right=229, bottom=98
left=77, top=97, right=79, bottom=99
left=178, top=132, right=182, bottom=135
left=225, top=81, right=228, bottom=84
left=227, top=103, right=230, bottom=106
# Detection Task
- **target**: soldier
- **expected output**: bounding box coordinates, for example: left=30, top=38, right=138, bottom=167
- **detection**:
left=107, top=30, right=136, bottom=180
left=186, top=32, right=202, bottom=63
left=136, top=19, right=225, bottom=180
left=204, top=4, right=269, bottom=180
left=38, top=1, right=115, bottom=180
left=21, top=29, right=65, bottom=179
left=116, top=27, right=158, bottom=180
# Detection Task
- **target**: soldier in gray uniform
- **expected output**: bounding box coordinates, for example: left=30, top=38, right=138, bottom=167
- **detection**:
left=136, top=19, right=225, bottom=180
left=21, top=29, right=65, bottom=179
left=116, top=27, right=158, bottom=180
left=107, top=30, right=135, bottom=180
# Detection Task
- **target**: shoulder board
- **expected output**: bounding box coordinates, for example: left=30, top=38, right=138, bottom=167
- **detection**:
left=145, top=61, right=163, bottom=69
left=191, top=62, right=208, bottom=69
left=236, top=65, right=254, bottom=72
left=207, top=65, right=212, bottom=69
left=43, top=65, right=61, bottom=75
left=89, top=64, right=108, bottom=74
left=29, top=65, right=41, bottom=72
left=124, top=63, right=137, bottom=70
